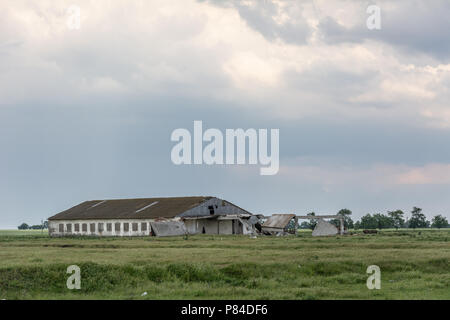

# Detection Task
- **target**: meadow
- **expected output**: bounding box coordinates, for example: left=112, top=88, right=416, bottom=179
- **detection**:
left=0, top=229, right=449, bottom=299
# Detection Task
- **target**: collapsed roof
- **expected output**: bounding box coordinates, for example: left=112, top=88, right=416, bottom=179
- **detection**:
left=261, top=214, right=295, bottom=231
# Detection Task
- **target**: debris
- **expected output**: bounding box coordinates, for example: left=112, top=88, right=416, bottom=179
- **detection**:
left=262, top=214, right=296, bottom=235
left=312, top=219, right=338, bottom=237
left=150, top=221, right=187, bottom=237
left=141, top=292, right=148, bottom=296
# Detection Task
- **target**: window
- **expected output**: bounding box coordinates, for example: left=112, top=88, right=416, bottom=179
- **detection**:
left=107, top=223, right=112, bottom=232
left=90, top=223, right=95, bottom=233
left=141, top=222, right=147, bottom=231
left=74, top=223, right=80, bottom=232
left=66, top=224, right=72, bottom=232
left=82, top=223, right=87, bottom=232
left=124, top=223, right=129, bottom=232
left=59, top=224, right=64, bottom=233
left=98, top=223, right=104, bottom=232
left=115, top=222, right=121, bottom=232
left=208, top=205, right=214, bottom=215
left=132, top=223, right=138, bottom=232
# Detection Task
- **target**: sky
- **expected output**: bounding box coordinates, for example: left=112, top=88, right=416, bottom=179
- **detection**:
left=1, top=0, right=450, bottom=228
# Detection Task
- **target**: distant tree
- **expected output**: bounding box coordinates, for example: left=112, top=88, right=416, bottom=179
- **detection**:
left=387, top=210, right=405, bottom=230
left=338, top=209, right=352, bottom=216
left=339, top=208, right=354, bottom=229
left=30, top=225, right=43, bottom=230
left=331, top=209, right=353, bottom=229
left=360, top=214, right=378, bottom=229
left=372, top=213, right=395, bottom=229
left=306, top=212, right=317, bottom=230
left=354, top=221, right=361, bottom=230
left=18, top=223, right=29, bottom=230
left=408, top=207, right=429, bottom=229
left=299, top=221, right=310, bottom=229
left=43, top=220, right=49, bottom=229
left=431, top=215, right=449, bottom=229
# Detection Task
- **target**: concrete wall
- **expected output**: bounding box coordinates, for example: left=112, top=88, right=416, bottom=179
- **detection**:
left=312, top=219, right=338, bottom=237
left=49, top=219, right=156, bottom=237
left=183, top=218, right=245, bottom=235
left=184, top=220, right=198, bottom=234
left=218, top=220, right=233, bottom=234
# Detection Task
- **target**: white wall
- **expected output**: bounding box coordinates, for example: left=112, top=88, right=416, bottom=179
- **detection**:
left=184, top=219, right=245, bottom=235
left=49, top=219, right=155, bottom=237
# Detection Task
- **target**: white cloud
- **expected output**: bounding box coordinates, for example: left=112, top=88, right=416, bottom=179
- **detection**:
left=1, top=0, right=450, bottom=128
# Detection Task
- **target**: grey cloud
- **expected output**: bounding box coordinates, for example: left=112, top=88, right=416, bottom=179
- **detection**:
left=204, top=0, right=450, bottom=60
left=199, top=0, right=312, bottom=44
left=318, top=0, right=450, bottom=61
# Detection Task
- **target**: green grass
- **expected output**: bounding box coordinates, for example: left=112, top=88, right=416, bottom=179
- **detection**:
left=0, top=229, right=449, bottom=299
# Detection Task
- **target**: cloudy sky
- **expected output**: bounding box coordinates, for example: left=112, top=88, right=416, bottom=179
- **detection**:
left=1, top=0, right=450, bottom=228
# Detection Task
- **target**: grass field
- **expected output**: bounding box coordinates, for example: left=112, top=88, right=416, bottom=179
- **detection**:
left=0, top=229, right=449, bottom=300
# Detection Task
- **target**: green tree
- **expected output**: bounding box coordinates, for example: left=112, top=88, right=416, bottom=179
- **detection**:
left=18, top=223, right=29, bottom=230
left=299, top=221, right=310, bottom=229
left=431, top=215, right=449, bottom=229
left=360, top=214, right=378, bottom=229
left=387, top=210, right=405, bottom=230
left=306, top=212, right=317, bottom=230
left=408, top=207, right=429, bottom=229
left=373, top=213, right=395, bottom=229
left=339, top=208, right=354, bottom=229
left=331, top=209, right=353, bottom=229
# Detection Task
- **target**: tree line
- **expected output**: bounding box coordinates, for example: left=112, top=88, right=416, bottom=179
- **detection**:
left=299, top=207, right=449, bottom=230
left=17, top=221, right=48, bottom=230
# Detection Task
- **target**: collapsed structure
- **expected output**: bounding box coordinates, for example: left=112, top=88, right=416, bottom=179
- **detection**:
left=262, top=214, right=344, bottom=236
left=48, top=196, right=259, bottom=237
left=48, top=196, right=344, bottom=237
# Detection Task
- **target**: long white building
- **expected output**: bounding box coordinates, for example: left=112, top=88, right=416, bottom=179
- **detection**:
left=48, top=196, right=258, bottom=237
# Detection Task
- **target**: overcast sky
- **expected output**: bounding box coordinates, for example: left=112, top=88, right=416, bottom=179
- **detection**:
left=1, top=0, right=450, bottom=228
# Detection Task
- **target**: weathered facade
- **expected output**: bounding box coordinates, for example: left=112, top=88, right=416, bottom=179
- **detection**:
left=48, top=196, right=257, bottom=237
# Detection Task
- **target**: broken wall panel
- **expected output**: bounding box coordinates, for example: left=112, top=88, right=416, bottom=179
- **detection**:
left=150, top=221, right=187, bottom=237
left=312, top=219, right=339, bottom=237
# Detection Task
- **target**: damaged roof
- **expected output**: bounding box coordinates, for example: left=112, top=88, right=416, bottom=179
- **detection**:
left=262, top=214, right=295, bottom=229
left=48, top=196, right=212, bottom=220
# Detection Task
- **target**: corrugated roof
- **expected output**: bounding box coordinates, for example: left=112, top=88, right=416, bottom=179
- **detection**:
left=261, top=214, right=295, bottom=229
left=48, top=196, right=212, bottom=220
